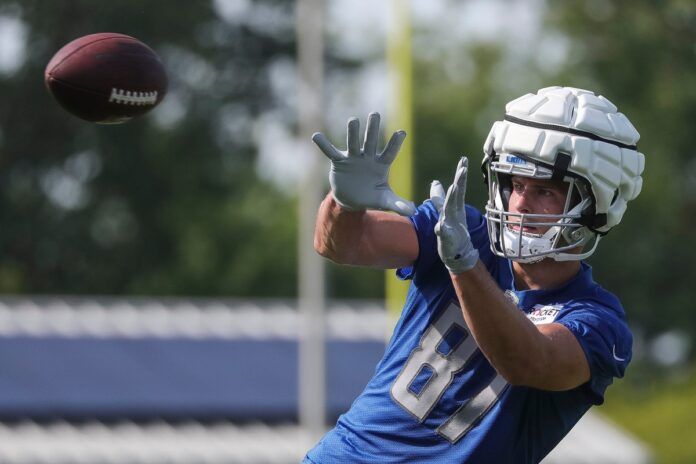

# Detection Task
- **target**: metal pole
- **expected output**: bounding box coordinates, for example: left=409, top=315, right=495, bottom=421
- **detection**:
left=386, top=0, right=414, bottom=334
left=296, top=0, right=326, bottom=439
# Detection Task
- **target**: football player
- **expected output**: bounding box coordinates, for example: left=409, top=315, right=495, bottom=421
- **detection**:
left=304, top=87, right=644, bottom=463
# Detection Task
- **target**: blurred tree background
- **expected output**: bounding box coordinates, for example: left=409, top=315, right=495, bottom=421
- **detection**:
left=0, top=0, right=694, bottom=460
left=411, top=0, right=696, bottom=347
left=0, top=0, right=304, bottom=296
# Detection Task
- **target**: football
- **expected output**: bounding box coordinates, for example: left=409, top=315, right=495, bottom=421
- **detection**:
left=44, top=33, right=168, bottom=124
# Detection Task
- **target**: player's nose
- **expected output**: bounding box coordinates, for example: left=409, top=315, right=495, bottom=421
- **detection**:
left=509, top=191, right=532, bottom=214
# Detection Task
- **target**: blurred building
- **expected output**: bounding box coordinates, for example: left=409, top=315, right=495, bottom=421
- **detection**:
left=0, top=297, right=650, bottom=463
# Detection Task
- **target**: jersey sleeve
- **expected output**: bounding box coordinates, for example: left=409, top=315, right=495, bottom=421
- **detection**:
left=396, top=201, right=487, bottom=281
left=396, top=200, right=440, bottom=280
left=556, top=303, right=633, bottom=404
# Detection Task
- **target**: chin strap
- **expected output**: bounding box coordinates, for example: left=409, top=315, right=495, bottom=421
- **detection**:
left=501, top=226, right=557, bottom=263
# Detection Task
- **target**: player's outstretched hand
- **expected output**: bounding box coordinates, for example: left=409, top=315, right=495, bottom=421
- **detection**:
left=431, top=157, right=479, bottom=273
left=312, top=112, right=416, bottom=216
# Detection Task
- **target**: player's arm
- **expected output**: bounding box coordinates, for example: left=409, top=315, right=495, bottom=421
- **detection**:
left=433, top=158, right=589, bottom=391
left=312, top=112, right=418, bottom=269
left=450, top=263, right=589, bottom=390
left=314, top=192, right=418, bottom=268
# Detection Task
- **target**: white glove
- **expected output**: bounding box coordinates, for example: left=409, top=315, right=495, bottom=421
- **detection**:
left=312, top=112, right=416, bottom=216
left=432, top=157, right=479, bottom=273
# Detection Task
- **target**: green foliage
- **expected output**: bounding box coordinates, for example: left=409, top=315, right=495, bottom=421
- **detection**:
left=602, top=368, right=696, bottom=463
left=409, top=0, right=696, bottom=341
left=412, top=43, right=506, bottom=209
left=543, top=0, right=696, bottom=338
left=2, top=0, right=695, bottom=332
left=0, top=0, right=300, bottom=296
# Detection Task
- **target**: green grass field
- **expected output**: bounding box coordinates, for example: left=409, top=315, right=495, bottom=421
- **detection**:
left=599, top=367, right=696, bottom=463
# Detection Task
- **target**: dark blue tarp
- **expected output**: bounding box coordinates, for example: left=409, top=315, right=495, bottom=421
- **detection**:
left=0, top=337, right=385, bottom=421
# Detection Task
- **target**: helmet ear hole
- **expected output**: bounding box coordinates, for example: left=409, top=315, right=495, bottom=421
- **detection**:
left=568, top=183, right=582, bottom=210
left=498, top=174, right=513, bottom=210
left=570, top=179, right=592, bottom=214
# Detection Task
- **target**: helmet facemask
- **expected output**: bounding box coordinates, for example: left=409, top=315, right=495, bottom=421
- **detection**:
left=481, top=87, right=645, bottom=263
left=485, top=153, right=600, bottom=263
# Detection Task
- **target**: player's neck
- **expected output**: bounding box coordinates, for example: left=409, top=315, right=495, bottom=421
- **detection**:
left=512, top=259, right=582, bottom=291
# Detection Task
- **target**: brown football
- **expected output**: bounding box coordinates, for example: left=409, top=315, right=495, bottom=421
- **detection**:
left=44, top=33, right=168, bottom=124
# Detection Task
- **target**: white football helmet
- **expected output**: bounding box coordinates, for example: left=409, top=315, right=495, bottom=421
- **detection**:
left=482, top=86, right=645, bottom=263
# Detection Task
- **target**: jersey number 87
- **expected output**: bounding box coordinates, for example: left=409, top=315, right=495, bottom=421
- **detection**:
left=391, top=302, right=508, bottom=443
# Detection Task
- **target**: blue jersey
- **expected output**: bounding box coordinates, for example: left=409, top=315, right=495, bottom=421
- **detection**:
left=304, top=201, right=632, bottom=464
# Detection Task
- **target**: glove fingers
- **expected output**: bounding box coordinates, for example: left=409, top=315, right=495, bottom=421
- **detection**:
left=455, top=157, right=469, bottom=191
left=347, top=117, right=360, bottom=156
left=381, top=190, right=416, bottom=217
left=379, top=130, right=407, bottom=165
left=443, top=183, right=458, bottom=223
left=435, top=157, right=478, bottom=274
left=363, top=112, right=381, bottom=156
left=429, top=180, right=445, bottom=213
left=453, top=157, right=469, bottom=216
left=312, top=132, right=343, bottom=161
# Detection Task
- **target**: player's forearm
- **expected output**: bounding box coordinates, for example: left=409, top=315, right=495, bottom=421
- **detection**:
left=450, top=261, right=549, bottom=386
left=314, top=192, right=366, bottom=264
